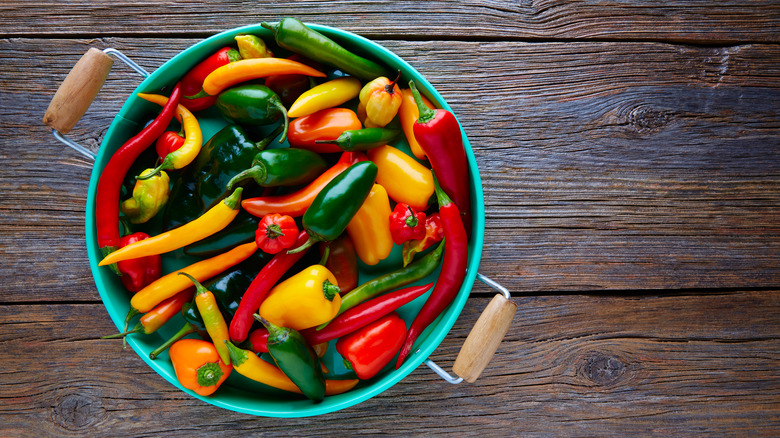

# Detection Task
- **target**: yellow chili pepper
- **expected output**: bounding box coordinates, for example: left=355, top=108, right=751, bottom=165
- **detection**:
left=136, top=93, right=203, bottom=176
left=346, top=184, right=394, bottom=266
left=257, top=265, right=341, bottom=330
left=399, top=88, right=434, bottom=160
left=99, top=188, right=243, bottom=266
left=120, top=168, right=170, bottom=224
left=129, top=241, right=257, bottom=314
left=180, top=273, right=231, bottom=365
left=287, top=77, right=362, bottom=118
left=202, top=58, right=326, bottom=96
left=224, top=341, right=359, bottom=395
left=366, top=145, right=434, bottom=211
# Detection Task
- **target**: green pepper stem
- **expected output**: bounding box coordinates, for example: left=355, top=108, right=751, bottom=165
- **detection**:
left=135, top=160, right=170, bottom=181
left=431, top=173, right=452, bottom=207
left=408, top=80, right=436, bottom=124
left=149, top=322, right=197, bottom=360
left=226, top=164, right=267, bottom=192
left=101, top=322, right=143, bottom=339
left=196, top=362, right=224, bottom=387
left=255, top=123, right=285, bottom=151
left=184, top=89, right=211, bottom=100
left=224, top=340, right=249, bottom=367
left=322, top=279, right=340, bottom=302
left=260, top=21, right=278, bottom=37
left=405, top=206, right=419, bottom=228
left=319, top=245, right=330, bottom=266
left=286, top=235, right=317, bottom=254
left=178, top=272, right=209, bottom=296
left=123, top=306, right=140, bottom=332
left=265, top=223, right=285, bottom=239
left=222, top=187, right=243, bottom=210
left=272, top=100, right=289, bottom=143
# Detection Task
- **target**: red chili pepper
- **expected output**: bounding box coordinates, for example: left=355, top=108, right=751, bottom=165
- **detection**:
left=228, top=230, right=310, bottom=343
left=95, top=83, right=181, bottom=258
left=255, top=213, right=299, bottom=254
left=402, top=212, right=444, bottom=267
left=181, top=47, right=241, bottom=112
left=155, top=130, right=185, bottom=159
left=248, top=283, right=431, bottom=353
left=116, top=232, right=163, bottom=293
left=408, top=80, right=471, bottom=234
left=337, top=312, right=408, bottom=380
left=396, top=176, right=468, bottom=368
left=389, top=203, right=426, bottom=245
left=319, top=235, right=358, bottom=294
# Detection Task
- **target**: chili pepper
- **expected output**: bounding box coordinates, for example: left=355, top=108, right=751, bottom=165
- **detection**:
left=149, top=322, right=198, bottom=360
left=399, top=88, right=434, bottom=161
left=95, top=83, right=180, bottom=260
left=257, top=263, right=341, bottom=330
left=155, top=130, right=185, bottom=159
left=262, top=18, right=390, bottom=80
left=225, top=147, right=328, bottom=192
left=169, top=339, right=232, bottom=396
left=287, top=77, right=362, bottom=118
left=102, top=289, right=193, bottom=341
left=191, top=57, right=326, bottom=98
left=408, top=80, right=471, bottom=233
left=235, top=34, right=273, bottom=59
left=320, top=240, right=445, bottom=329
left=314, top=127, right=400, bottom=152
left=215, top=84, right=289, bottom=142
left=179, top=272, right=232, bottom=365
left=136, top=93, right=203, bottom=178
left=129, top=240, right=257, bottom=315
left=116, top=232, right=162, bottom=293
left=99, top=188, right=243, bottom=266
left=183, top=211, right=258, bottom=258
left=338, top=312, right=407, bottom=380
left=224, top=340, right=359, bottom=396
left=229, top=231, right=310, bottom=343
left=358, top=71, right=402, bottom=127
left=288, top=161, right=378, bottom=254
left=320, top=235, right=358, bottom=293
left=255, top=213, right=299, bottom=254
left=181, top=47, right=241, bottom=112
left=249, top=283, right=431, bottom=353
left=396, top=176, right=468, bottom=368
left=256, top=316, right=326, bottom=401
left=241, top=151, right=367, bottom=218
left=367, top=144, right=434, bottom=211
left=287, top=108, right=363, bottom=154
left=389, top=203, right=426, bottom=245
left=264, top=54, right=324, bottom=107
left=345, top=184, right=393, bottom=266
left=120, top=168, right=170, bottom=224
left=402, top=212, right=444, bottom=267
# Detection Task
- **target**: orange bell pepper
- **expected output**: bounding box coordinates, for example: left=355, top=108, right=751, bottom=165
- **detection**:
left=169, top=339, right=232, bottom=396
left=399, top=88, right=434, bottom=160
left=346, top=184, right=394, bottom=266
left=366, top=145, right=434, bottom=211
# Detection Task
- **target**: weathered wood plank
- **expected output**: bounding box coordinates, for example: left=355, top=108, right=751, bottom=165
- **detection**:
left=1, top=1, right=779, bottom=43
left=1, top=292, right=778, bottom=436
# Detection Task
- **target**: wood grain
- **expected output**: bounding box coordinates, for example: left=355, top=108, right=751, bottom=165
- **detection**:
left=1, top=1, right=779, bottom=44
left=1, top=292, right=778, bottom=436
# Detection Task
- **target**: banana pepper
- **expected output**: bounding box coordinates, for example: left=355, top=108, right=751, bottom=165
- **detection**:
left=257, top=264, right=341, bottom=330
left=346, top=184, right=394, bottom=266
left=367, top=145, right=434, bottom=211
left=287, top=77, right=362, bottom=118
left=121, top=168, right=170, bottom=224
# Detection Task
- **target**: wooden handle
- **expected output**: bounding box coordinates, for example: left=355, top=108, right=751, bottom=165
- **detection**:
left=453, top=293, right=517, bottom=383
left=42, top=48, right=113, bottom=134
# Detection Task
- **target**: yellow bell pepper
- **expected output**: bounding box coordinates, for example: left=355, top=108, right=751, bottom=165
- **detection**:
left=257, top=265, right=341, bottom=330
left=367, top=145, right=434, bottom=211
left=287, top=77, right=362, bottom=118
left=346, top=184, right=394, bottom=266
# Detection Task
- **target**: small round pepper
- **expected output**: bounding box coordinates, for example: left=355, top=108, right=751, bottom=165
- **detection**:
left=155, top=130, right=185, bottom=159
left=358, top=70, right=402, bottom=127
left=256, top=214, right=299, bottom=254
left=169, top=338, right=232, bottom=396
left=389, top=203, right=426, bottom=245
left=120, top=168, right=170, bottom=224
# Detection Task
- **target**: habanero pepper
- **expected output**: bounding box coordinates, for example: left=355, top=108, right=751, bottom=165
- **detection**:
left=396, top=175, right=468, bottom=368
left=179, top=272, right=232, bottom=365
left=241, top=151, right=367, bottom=218
left=337, top=312, right=407, bottom=380
left=287, top=77, right=362, bottom=118
left=215, top=84, right=289, bottom=142
left=287, top=108, right=363, bottom=154
left=116, top=232, right=162, bottom=293
left=95, top=83, right=181, bottom=260
left=358, top=71, right=402, bottom=128
left=389, top=203, right=426, bottom=245
left=234, top=34, right=273, bottom=59
left=345, top=184, right=394, bottom=266
left=120, top=169, right=170, bottom=224
left=169, top=339, right=232, bottom=396
left=408, top=80, right=472, bottom=233
left=181, top=47, right=241, bottom=112
left=402, top=212, right=444, bottom=267
left=255, top=213, right=299, bottom=254
left=192, top=57, right=326, bottom=98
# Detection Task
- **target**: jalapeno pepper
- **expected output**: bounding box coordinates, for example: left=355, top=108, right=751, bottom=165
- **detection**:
left=314, top=127, right=400, bottom=152
left=261, top=18, right=391, bottom=81
left=288, top=161, right=378, bottom=254
left=215, top=84, right=289, bottom=142
left=287, top=108, right=363, bottom=154
left=225, top=148, right=328, bottom=192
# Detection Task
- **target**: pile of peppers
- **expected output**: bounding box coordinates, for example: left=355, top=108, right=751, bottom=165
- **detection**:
left=98, top=18, right=472, bottom=402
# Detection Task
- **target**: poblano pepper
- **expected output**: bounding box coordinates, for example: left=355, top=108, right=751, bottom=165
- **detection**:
left=216, top=84, right=289, bottom=142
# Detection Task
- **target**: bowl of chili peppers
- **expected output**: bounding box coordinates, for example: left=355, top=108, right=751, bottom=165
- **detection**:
left=86, top=18, right=484, bottom=417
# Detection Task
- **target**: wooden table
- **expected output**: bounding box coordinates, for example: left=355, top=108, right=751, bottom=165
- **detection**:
left=2, top=2, right=779, bottom=436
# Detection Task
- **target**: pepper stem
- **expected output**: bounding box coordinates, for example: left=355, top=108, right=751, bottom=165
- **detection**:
left=322, top=279, right=340, bottom=302
left=319, top=245, right=330, bottom=266
left=286, top=235, right=317, bottom=254
left=260, top=21, right=278, bottom=37
left=124, top=306, right=140, bottom=332
left=265, top=223, right=285, bottom=239
left=149, top=322, right=197, bottom=360
left=405, top=206, right=419, bottom=228
left=226, top=164, right=267, bottom=192
left=272, top=100, right=289, bottom=143
left=184, top=89, right=211, bottom=100
left=222, top=187, right=243, bottom=210
left=178, top=272, right=208, bottom=295
left=135, top=160, right=169, bottom=181
left=224, top=340, right=249, bottom=367
left=255, top=123, right=285, bottom=151
left=101, top=322, right=142, bottom=339
left=385, top=69, right=402, bottom=94
left=432, top=172, right=452, bottom=207
left=408, top=80, right=436, bottom=124
left=196, top=362, right=224, bottom=387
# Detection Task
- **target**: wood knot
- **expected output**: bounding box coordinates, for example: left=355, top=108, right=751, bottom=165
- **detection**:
left=581, top=352, right=626, bottom=386
left=52, top=392, right=103, bottom=431
left=627, top=105, right=672, bottom=133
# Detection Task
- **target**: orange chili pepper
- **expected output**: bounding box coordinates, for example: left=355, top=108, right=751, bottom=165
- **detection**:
left=242, top=151, right=367, bottom=218
left=399, top=88, right=434, bottom=160
left=169, top=339, right=232, bottom=396
left=199, top=57, right=326, bottom=96
left=102, top=289, right=194, bottom=345
left=287, top=108, right=363, bottom=153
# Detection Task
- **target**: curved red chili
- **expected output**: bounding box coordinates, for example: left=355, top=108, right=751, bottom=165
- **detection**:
left=181, top=47, right=241, bottom=112
left=396, top=175, right=468, bottom=368
left=95, top=83, right=181, bottom=256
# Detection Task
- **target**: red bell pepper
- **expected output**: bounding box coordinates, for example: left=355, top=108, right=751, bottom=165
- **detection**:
left=337, top=312, right=408, bottom=380
left=402, top=212, right=444, bottom=267
left=255, top=213, right=299, bottom=254
left=181, top=47, right=242, bottom=112
left=116, top=232, right=162, bottom=293
left=389, top=203, right=426, bottom=245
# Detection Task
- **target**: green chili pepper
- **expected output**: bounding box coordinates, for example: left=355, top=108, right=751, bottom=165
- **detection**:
left=216, top=84, right=289, bottom=142
left=314, top=128, right=400, bottom=151
left=255, top=315, right=326, bottom=402
left=261, top=18, right=391, bottom=81
left=289, top=161, right=378, bottom=254
left=317, top=240, right=445, bottom=330
left=226, top=147, right=328, bottom=191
